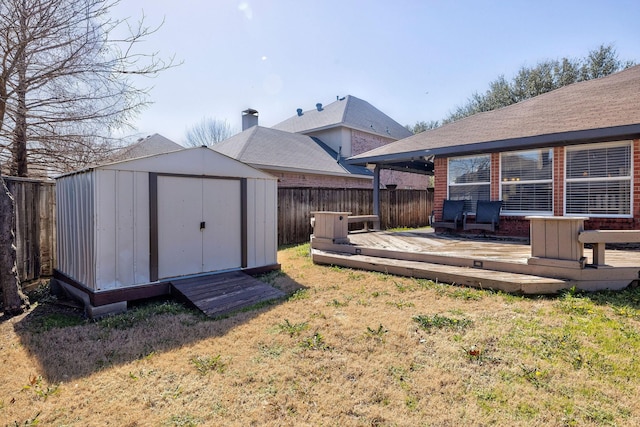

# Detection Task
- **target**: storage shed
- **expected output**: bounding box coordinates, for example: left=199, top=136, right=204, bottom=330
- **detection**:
left=53, top=147, right=279, bottom=316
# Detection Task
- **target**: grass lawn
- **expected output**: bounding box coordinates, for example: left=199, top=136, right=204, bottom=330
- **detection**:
left=2, top=242, right=640, bottom=426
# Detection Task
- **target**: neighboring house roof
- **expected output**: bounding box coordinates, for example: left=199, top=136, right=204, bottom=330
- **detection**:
left=113, top=133, right=184, bottom=161
left=212, top=126, right=371, bottom=178
left=350, top=65, right=640, bottom=166
left=272, top=95, right=413, bottom=140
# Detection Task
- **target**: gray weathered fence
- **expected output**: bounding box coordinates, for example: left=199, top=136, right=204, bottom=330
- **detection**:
left=278, top=188, right=433, bottom=245
left=4, top=177, right=56, bottom=283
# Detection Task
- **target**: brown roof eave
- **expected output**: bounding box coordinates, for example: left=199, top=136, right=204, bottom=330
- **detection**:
left=429, top=123, right=640, bottom=158
left=350, top=123, right=640, bottom=166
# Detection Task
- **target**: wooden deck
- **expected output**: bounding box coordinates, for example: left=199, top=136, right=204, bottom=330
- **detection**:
left=170, top=271, right=285, bottom=317
left=311, top=229, right=640, bottom=294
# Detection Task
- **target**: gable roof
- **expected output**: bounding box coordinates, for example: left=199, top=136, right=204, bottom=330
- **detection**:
left=114, top=133, right=184, bottom=161
left=272, top=95, right=413, bottom=140
left=212, top=126, right=371, bottom=178
left=58, top=147, right=275, bottom=180
left=350, top=65, right=640, bottom=167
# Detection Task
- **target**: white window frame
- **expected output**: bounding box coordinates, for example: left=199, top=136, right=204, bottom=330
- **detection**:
left=564, top=140, right=633, bottom=218
left=447, top=154, right=491, bottom=213
left=499, top=148, right=553, bottom=216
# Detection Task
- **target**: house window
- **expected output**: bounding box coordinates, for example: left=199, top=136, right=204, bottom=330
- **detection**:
left=448, top=155, right=490, bottom=212
left=565, top=141, right=632, bottom=217
left=500, top=148, right=553, bottom=214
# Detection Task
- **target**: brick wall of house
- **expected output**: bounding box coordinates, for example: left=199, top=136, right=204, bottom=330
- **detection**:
left=352, top=129, right=429, bottom=189
left=351, top=129, right=396, bottom=156
left=265, top=169, right=372, bottom=189
left=380, top=169, right=430, bottom=190
left=432, top=157, right=448, bottom=220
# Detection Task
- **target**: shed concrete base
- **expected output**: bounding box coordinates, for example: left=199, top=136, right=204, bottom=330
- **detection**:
left=50, top=278, right=128, bottom=319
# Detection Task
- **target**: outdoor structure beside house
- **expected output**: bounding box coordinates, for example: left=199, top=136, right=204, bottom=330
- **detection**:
left=348, top=65, right=640, bottom=237
left=53, top=147, right=279, bottom=317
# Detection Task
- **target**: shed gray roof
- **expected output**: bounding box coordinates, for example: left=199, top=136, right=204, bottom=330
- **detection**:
left=114, top=133, right=184, bottom=161
left=212, top=126, right=371, bottom=177
left=272, top=95, right=413, bottom=140
left=350, top=65, right=640, bottom=166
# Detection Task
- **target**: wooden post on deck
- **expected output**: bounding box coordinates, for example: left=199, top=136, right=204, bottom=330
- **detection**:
left=373, top=164, right=380, bottom=218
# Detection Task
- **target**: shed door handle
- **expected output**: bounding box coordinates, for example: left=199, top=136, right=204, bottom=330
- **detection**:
left=200, top=221, right=206, bottom=230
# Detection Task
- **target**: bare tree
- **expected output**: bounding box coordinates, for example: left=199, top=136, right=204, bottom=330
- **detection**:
left=185, top=117, right=235, bottom=147
left=0, top=0, right=176, bottom=314
left=0, top=0, right=178, bottom=177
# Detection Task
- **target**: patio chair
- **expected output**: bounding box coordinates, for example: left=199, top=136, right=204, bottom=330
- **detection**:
left=430, top=199, right=466, bottom=230
left=463, top=200, right=502, bottom=232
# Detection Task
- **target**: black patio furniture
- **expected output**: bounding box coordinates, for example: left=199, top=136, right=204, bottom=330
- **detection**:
left=463, top=200, right=502, bottom=232
left=430, top=199, right=466, bottom=230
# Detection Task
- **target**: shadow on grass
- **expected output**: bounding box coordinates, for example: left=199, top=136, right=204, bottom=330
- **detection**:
left=12, top=271, right=305, bottom=383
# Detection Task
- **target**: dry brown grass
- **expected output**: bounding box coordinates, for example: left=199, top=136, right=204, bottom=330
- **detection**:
left=2, top=242, right=640, bottom=426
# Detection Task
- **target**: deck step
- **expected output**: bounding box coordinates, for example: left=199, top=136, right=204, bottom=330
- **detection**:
left=171, top=271, right=285, bottom=317
left=312, top=249, right=575, bottom=294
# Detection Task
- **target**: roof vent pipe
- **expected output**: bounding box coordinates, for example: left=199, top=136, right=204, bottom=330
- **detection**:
left=296, top=108, right=303, bottom=116
left=316, top=103, right=323, bottom=111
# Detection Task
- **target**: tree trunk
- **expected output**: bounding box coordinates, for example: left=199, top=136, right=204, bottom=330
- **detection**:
left=11, top=4, right=29, bottom=177
left=0, top=176, right=28, bottom=315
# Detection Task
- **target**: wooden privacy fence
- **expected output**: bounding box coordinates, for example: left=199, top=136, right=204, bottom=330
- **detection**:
left=4, top=177, right=56, bottom=283
left=278, top=187, right=434, bottom=245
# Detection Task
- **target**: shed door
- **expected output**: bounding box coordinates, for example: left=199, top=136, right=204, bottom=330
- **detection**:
left=157, top=176, right=241, bottom=279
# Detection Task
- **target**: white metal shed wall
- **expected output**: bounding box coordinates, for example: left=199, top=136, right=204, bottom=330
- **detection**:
left=94, top=169, right=150, bottom=291
left=56, top=171, right=96, bottom=288
left=56, top=147, right=278, bottom=293
left=246, top=178, right=278, bottom=267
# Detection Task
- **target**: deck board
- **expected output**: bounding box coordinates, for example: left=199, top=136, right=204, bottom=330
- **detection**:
left=171, top=271, right=285, bottom=317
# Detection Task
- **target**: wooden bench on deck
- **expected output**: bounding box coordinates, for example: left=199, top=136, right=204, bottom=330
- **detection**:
left=310, top=213, right=379, bottom=232
left=578, top=230, right=640, bottom=266
left=348, top=215, right=380, bottom=231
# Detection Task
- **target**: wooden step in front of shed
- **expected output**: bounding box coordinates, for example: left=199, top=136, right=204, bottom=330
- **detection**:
left=170, top=271, right=285, bottom=317
left=312, top=249, right=576, bottom=294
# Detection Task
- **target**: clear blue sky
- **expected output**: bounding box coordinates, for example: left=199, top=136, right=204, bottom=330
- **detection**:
left=113, top=0, right=640, bottom=144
